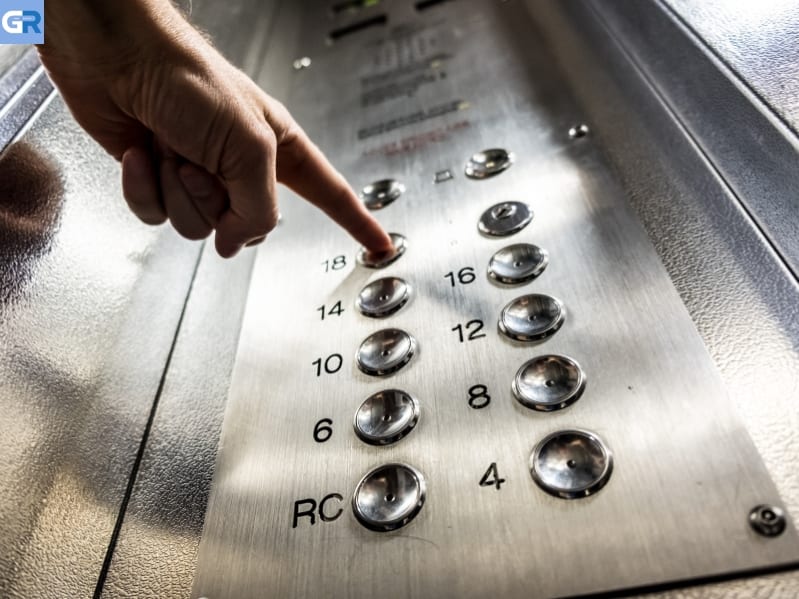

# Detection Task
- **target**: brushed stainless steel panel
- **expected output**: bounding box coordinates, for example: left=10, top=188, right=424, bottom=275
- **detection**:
left=191, top=2, right=799, bottom=597
left=530, top=2, right=799, bottom=596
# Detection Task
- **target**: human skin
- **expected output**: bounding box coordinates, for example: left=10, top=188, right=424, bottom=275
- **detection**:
left=36, top=0, right=393, bottom=258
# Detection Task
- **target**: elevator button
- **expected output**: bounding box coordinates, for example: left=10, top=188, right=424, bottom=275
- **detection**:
left=360, top=179, right=405, bottom=210
left=357, top=232, right=407, bottom=268
left=465, top=148, right=514, bottom=179
left=530, top=429, right=613, bottom=499
left=356, top=328, right=416, bottom=376
left=357, top=277, right=410, bottom=318
left=488, top=243, right=548, bottom=284
left=478, top=202, right=533, bottom=237
left=513, top=355, right=585, bottom=411
left=354, top=389, right=420, bottom=445
left=352, top=463, right=426, bottom=531
left=499, top=294, right=564, bottom=342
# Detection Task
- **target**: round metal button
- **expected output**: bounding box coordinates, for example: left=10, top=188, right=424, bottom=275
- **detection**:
left=356, top=328, right=417, bottom=376
left=513, top=355, right=586, bottom=411
left=360, top=179, right=405, bottom=210
left=465, top=148, right=514, bottom=179
left=357, top=232, right=407, bottom=269
left=530, top=430, right=613, bottom=499
left=488, top=243, right=549, bottom=285
left=478, top=202, right=533, bottom=237
left=352, top=463, right=426, bottom=531
left=499, top=294, right=564, bottom=342
left=354, top=389, right=420, bottom=445
left=357, top=277, right=411, bottom=318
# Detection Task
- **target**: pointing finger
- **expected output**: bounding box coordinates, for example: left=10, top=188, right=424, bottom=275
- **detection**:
left=275, top=125, right=393, bottom=254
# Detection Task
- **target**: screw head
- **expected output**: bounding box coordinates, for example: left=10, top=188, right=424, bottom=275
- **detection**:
left=749, top=504, right=787, bottom=537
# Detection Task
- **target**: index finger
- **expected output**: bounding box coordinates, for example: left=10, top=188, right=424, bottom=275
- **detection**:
left=275, top=126, right=394, bottom=254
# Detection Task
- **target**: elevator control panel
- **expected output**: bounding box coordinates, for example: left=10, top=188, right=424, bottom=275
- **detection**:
left=191, top=1, right=799, bottom=598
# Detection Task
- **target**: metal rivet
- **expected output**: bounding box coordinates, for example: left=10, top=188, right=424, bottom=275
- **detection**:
left=569, top=123, right=590, bottom=139
left=749, top=505, right=787, bottom=537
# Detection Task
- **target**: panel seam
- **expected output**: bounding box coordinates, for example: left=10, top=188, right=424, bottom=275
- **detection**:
left=92, top=246, right=205, bottom=599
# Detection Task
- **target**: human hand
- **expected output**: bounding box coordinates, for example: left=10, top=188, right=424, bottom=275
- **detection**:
left=37, top=0, right=393, bottom=258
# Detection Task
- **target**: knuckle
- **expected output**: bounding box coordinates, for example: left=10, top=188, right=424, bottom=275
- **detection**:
left=253, top=127, right=277, bottom=155
left=250, top=210, right=278, bottom=238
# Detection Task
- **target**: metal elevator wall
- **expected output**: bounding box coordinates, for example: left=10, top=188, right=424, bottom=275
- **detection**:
left=1, top=0, right=798, bottom=597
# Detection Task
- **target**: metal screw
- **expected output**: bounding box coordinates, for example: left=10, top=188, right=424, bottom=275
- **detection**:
left=749, top=504, right=787, bottom=537
left=568, top=123, right=590, bottom=139
left=293, top=56, right=312, bottom=71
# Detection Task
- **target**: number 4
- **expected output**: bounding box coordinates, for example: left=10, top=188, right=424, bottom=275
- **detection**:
left=479, top=462, right=505, bottom=490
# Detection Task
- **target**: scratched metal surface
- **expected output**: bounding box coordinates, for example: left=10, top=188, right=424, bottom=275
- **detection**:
left=190, top=1, right=799, bottom=597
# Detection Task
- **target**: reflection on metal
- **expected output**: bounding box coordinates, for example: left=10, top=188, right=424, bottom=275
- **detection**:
left=465, top=148, right=514, bottom=179
left=357, top=276, right=411, bottom=318
left=0, top=99, right=200, bottom=597
left=512, top=355, right=585, bottom=411
left=353, top=389, right=420, bottom=445
left=356, top=328, right=417, bottom=376
left=487, top=243, right=548, bottom=285
left=530, top=429, right=613, bottom=498
left=292, top=56, right=312, bottom=70
left=749, top=505, right=787, bottom=537
left=568, top=123, right=590, bottom=138
left=357, top=232, right=406, bottom=268
left=498, top=293, right=565, bottom=342
left=360, top=178, right=405, bottom=210
left=190, top=1, right=799, bottom=598
left=0, top=67, right=54, bottom=154
left=477, top=201, right=533, bottom=237
left=0, top=141, right=64, bottom=305
left=352, top=463, right=426, bottom=531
